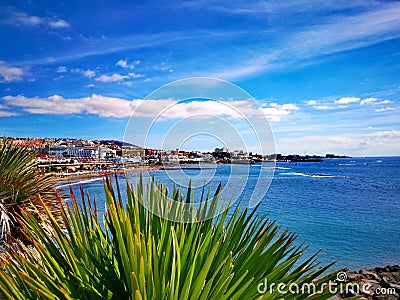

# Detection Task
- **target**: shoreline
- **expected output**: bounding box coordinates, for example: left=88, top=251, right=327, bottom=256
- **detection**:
left=50, top=166, right=161, bottom=183
left=331, top=265, right=400, bottom=299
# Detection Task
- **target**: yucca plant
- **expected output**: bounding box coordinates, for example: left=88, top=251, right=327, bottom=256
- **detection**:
left=0, top=175, right=340, bottom=299
left=0, top=138, right=61, bottom=240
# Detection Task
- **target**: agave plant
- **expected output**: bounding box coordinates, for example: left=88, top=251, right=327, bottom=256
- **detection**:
left=0, top=176, right=340, bottom=299
left=0, top=138, right=61, bottom=240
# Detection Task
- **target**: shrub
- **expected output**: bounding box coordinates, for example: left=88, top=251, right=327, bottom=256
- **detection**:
left=0, top=139, right=61, bottom=240
left=0, top=176, right=338, bottom=299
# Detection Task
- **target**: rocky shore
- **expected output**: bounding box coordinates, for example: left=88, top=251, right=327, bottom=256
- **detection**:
left=331, top=265, right=400, bottom=300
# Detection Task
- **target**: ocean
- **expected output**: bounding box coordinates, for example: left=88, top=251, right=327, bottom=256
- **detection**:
left=60, top=156, right=400, bottom=271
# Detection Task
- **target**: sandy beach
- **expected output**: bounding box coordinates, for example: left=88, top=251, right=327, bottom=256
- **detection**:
left=50, top=166, right=161, bottom=183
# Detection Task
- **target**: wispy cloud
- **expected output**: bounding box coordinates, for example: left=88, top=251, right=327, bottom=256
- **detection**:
left=3, top=10, right=70, bottom=30
left=360, top=98, right=391, bottom=106
left=335, top=97, right=360, bottom=104
left=95, top=74, right=128, bottom=82
left=5, top=2, right=400, bottom=83
left=0, top=61, right=25, bottom=82
left=305, top=96, right=391, bottom=111
left=376, top=107, right=394, bottom=112
left=360, top=97, right=377, bottom=105
left=116, top=59, right=140, bottom=69
left=95, top=72, right=143, bottom=82
left=1, top=94, right=296, bottom=122
left=208, top=2, right=400, bottom=80
left=261, top=103, right=299, bottom=121
left=82, top=69, right=96, bottom=78
left=56, top=66, right=67, bottom=73
left=48, top=19, right=70, bottom=29
left=54, top=75, right=64, bottom=81
left=127, top=72, right=143, bottom=79
left=12, top=31, right=193, bottom=67
left=281, top=3, right=400, bottom=64
left=312, top=105, right=337, bottom=110
left=171, top=0, right=367, bottom=16
left=306, top=100, right=317, bottom=105
left=0, top=104, right=18, bottom=117
left=70, top=68, right=96, bottom=78
left=277, top=130, right=400, bottom=156
left=2, top=94, right=132, bottom=117
left=0, top=111, right=18, bottom=117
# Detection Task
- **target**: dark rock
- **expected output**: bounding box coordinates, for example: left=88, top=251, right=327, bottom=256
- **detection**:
left=330, top=265, right=400, bottom=300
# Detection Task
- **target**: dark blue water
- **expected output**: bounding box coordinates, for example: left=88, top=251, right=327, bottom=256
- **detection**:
left=61, top=157, right=400, bottom=271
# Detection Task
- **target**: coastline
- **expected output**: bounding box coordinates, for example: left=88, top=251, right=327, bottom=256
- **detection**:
left=50, top=166, right=161, bottom=183
left=331, top=265, right=400, bottom=299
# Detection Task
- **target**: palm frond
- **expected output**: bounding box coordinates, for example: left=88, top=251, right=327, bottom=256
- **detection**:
left=0, top=176, right=339, bottom=299
left=0, top=138, right=61, bottom=240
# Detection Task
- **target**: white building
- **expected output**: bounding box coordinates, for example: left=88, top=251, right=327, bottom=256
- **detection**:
left=67, top=145, right=100, bottom=158
left=99, top=147, right=116, bottom=160
left=44, top=145, right=68, bottom=158
left=214, top=147, right=229, bottom=153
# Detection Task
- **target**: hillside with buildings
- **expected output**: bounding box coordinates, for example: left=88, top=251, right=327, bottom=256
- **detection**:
left=4, top=137, right=347, bottom=180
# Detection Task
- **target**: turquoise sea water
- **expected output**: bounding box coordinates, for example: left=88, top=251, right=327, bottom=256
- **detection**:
left=61, top=156, right=400, bottom=271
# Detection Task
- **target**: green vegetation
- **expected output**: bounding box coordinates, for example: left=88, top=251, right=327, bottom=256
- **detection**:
left=0, top=175, right=338, bottom=299
left=0, top=139, right=61, bottom=240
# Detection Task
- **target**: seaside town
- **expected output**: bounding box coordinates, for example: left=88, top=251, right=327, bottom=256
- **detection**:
left=5, top=137, right=349, bottom=181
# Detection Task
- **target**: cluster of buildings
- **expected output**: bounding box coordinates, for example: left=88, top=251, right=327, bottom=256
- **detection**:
left=6, top=137, right=347, bottom=175
left=7, top=138, right=272, bottom=169
left=9, top=138, right=141, bottom=173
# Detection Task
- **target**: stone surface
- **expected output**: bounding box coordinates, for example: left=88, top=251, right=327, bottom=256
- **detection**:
left=329, top=265, right=400, bottom=300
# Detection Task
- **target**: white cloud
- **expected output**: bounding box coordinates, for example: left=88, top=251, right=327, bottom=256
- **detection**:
left=5, top=11, right=70, bottom=30
left=1, top=94, right=283, bottom=122
left=0, top=110, right=18, bottom=117
left=116, top=59, right=129, bottom=68
left=69, top=68, right=96, bottom=78
left=335, top=97, right=360, bottom=104
left=306, top=100, right=317, bottom=105
left=269, top=103, right=299, bottom=110
left=95, top=72, right=143, bottom=82
left=360, top=97, right=377, bottom=105
left=56, top=66, right=67, bottom=73
left=0, top=104, right=18, bottom=117
left=277, top=130, right=400, bottom=156
left=376, top=107, right=395, bottom=112
left=48, top=19, right=70, bottom=28
left=128, top=72, right=143, bottom=78
left=360, top=98, right=392, bottom=106
left=376, top=100, right=391, bottom=105
left=2, top=94, right=132, bottom=117
left=70, top=68, right=95, bottom=77
left=215, top=3, right=400, bottom=80
left=9, top=12, right=43, bottom=26
left=312, top=105, right=336, bottom=110
left=95, top=74, right=128, bottom=82
left=0, top=62, right=25, bottom=82
left=116, top=59, right=140, bottom=69
left=262, top=103, right=299, bottom=121
left=82, top=70, right=96, bottom=77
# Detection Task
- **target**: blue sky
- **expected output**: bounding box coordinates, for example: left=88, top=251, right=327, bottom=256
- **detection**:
left=0, top=0, right=399, bottom=156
